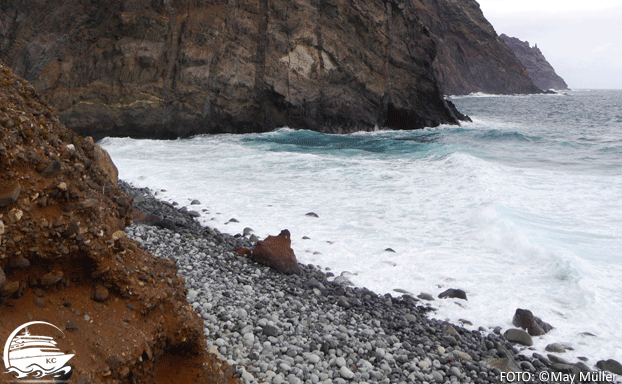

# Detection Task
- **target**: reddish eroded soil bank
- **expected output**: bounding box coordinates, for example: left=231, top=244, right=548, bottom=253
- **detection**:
left=0, top=60, right=240, bottom=384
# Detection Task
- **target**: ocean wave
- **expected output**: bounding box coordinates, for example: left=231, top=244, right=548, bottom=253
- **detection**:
left=474, top=129, right=540, bottom=142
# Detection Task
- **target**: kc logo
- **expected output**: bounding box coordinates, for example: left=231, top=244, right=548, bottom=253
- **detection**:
left=2, top=321, right=73, bottom=382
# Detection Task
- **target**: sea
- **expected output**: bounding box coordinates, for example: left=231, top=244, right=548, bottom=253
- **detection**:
left=101, top=89, right=622, bottom=365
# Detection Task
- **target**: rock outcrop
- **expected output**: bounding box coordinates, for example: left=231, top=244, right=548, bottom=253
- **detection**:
left=0, top=61, right=239, bottom=383
left=0, top=0, right=462, bottom=139
left=500, top=34, right=569, bottom=91
left=252, top=230, right=301, bottom=274
left=413, top=0, right=541, bottom=95
left=513, top=308, right=554, bottom=336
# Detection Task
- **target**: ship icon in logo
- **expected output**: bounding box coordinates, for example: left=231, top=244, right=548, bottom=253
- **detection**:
left=3, top=321, right=73, bottom=380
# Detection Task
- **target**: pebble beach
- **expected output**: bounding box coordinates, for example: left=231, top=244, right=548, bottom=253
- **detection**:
left=120, top=181, right=619, bottom=384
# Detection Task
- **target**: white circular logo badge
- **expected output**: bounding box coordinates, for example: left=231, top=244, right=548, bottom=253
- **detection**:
left=2, top=321, right=73, bottom=381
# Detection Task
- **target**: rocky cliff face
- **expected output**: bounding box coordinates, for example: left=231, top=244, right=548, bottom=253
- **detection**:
left=500, top=34, right=568, bottom=91
left=413, top=0, right=541, bottom=95
left=0, top=0, right=461, bottom=139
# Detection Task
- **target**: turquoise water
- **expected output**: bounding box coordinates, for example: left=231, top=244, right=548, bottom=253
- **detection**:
left=102, top=89, right=622, bottom=365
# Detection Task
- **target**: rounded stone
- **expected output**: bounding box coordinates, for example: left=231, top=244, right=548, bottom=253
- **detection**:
left=93, top=285, right=110, bottom=302
left=339, top=366, right=354, bottom=379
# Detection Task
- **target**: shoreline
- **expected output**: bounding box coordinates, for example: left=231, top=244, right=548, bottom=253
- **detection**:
left=120, top=180, right=620, bottom=384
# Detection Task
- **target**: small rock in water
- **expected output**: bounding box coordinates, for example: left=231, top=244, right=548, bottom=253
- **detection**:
left=243, top=227, right=254, bottom=236
left=384, top=247, right=395, bottom=252
left=228, top=218, right=239, bottom=223
left=190, top=199, right=201, bottom=205
left=305, top=212, right=319, bottom=218
left=512, top=308, right=553, bottom=336
left=418, top=292, right=434, bottom=301
left=545, top=343, right=568, bottom=353
left=438, top=288, right=467, bottom=300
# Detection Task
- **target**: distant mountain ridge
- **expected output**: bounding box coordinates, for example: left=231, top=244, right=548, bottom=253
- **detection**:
left=500, top=34, right=569, bottom=91
left=413, top=0, right=541, bottom=95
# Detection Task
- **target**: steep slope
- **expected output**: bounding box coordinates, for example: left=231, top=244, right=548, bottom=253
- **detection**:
left=413, top=0, right=542, bottom=95
left=0, top=61, right=240, bottom=383
left=0, top=0, right=461, bottom=139
left=500, top=34, right=569, bottom=91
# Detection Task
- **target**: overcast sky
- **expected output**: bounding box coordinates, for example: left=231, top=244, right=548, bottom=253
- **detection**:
left=475, top=0, right=622, bottom=89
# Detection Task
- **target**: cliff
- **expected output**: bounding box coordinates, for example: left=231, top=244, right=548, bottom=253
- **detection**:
left=0, top=61, right=239, bottom=383
left=500, top=34, right=568, bottom=91
left=0, top=0, right=462, bottom=139
left=412, top=0, right=542, bottom=95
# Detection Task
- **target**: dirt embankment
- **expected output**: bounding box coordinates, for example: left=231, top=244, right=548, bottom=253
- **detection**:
left=0, top=60, right=240, bottom=383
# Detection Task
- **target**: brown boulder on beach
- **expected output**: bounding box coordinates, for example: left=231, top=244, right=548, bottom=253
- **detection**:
left=512, top=308, right=554, bottom=336
left=252, top=230, right=301, bottom=275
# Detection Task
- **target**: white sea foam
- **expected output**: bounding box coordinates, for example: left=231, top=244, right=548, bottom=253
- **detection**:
left=101, top=90, right=622, bottom=366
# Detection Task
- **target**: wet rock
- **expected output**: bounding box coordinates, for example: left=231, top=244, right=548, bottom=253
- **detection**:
left=545, top=343, right=568, bottom=353
left=93, top=285, right=110, bottom=302
left=418, top=292, right=434, bottom=301
left=384, top=247, right=395, bottom=252
left=41, top=270, right=64, bottom=286
left=251, top=230, right=301, bottom=274
left=438, top=288, right=467, bottom=300
left=0, top=182, right=20, bottom=207
left=548, top=354, right=571, bottom=365
left=504, top=328, right=533, bottom=346
left=596, top=359, right=622, bottom=375
left=512, top=308, right=553, bottom=336
left=305, top=212, right=319, bottom=218
left=190, top=199, right=201, bottom=205
left=242, top=227, right=253, bottom=236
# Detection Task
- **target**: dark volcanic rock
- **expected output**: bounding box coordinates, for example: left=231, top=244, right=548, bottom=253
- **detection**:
left=513, top=308, right=553, bottom=336
left=0, top=0, right=461, bottom=139
left=413, top=0, right=541, bottom=95
left=438, top=288, right=467, bottom=300
left=252, top=230, right=301, bottom=275
left=596, top=359, right=622, bottom=375
left=500, top=34, right=569, bottom=91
